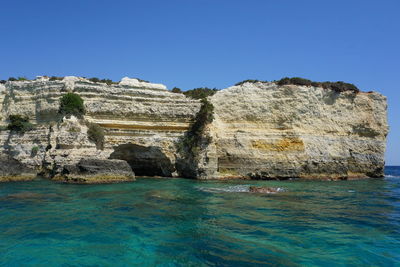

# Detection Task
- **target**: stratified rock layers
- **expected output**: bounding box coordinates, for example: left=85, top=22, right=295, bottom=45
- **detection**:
left=0, top=77, right=200, bottom=181
left=0, top=78, right=388, bottom=181
left=202, top=82, right=388, bottom=179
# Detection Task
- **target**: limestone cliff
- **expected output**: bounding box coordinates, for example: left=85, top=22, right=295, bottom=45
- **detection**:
left=0, top=77, right=388, bottom=182
left=195, top=82, right=388, bottom=179
left=0, top=76, right=200, bottom=182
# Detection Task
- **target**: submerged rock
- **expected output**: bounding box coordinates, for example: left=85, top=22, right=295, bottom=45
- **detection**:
left=55, top=158, right=135, bottom=184
left=249, top=186, right=281, bottom=194
left=144, top=190, right=177, bottom=201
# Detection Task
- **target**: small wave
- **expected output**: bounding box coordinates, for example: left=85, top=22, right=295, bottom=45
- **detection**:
left=198, top=185, right=250, bottom=193
left=385, top=175, right=400, bottom=178
left=198, top=185, right=285, bottom=194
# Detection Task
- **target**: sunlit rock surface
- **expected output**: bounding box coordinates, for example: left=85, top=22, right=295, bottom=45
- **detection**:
left=0, top=77, right=200, bottom=182
left=199, top=82, right=388, bottom=180
left=55, top=158, right=135, bottom=184
left=0, top=78, right=388, bottom=181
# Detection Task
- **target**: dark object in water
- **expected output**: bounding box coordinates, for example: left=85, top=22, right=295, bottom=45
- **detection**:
left=249, top=186, right=280, bottom=194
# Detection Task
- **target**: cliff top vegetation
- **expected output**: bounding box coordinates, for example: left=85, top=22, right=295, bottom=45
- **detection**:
left=235, top=79, right=268, bottom=86
left=171, top=87, right=182, bottom=93
left=276, top=77, right=359, bottom=93
left=1, top=76, right=150, bottom=85
left=181, top=87, right=219, bottom=99
left=235, top=77, right=360, bottom=93
left=1, top=75, right=360, bottom=94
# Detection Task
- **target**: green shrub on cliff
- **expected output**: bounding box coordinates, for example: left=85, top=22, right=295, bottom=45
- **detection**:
left=171, top=87, right=182, bottom=93
left=316, top=81, right=359, bottom=93
left=100, top=79, right=114, bottom=85
left=87, top=123, right=105, bottom=150
left=88, top=77, right=100, bottom=83
left=235, top=79, right=268, bottom=86
left=88, top=77, right=115, bottom=85
left=189, top=98, right=214, bottom=138
left=134, top=78, right=149, bottom=83
left=5, top=76, right=29, bottom=81
left=275, top=77, right=359, bottom=93
left=183, top=87, right=218, bottom=100
left=7, top=115, right=34, bottom=133
left=179, top=98, right=214, bottom=157
left=277, top=77, right=312, bottom=86
left=31, top=146, right=39, bottom=157
left=59, top=93, right=85, bottom=117
left=49, top=76, right=63, bottom=81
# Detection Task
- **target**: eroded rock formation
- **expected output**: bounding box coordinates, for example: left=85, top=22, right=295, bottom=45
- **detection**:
left=199, top=82, right=388, bottom=180
left=0, top=77, right=200, bottom=182
left=57, top=158, right=135, bottom=184
left=0, top=77, right=388, bottom=182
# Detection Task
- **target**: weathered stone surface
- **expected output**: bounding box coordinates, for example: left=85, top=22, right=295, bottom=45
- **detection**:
left=0, top=77, right=200, bottom=181
left=0, top=156, right=37, bottom=182
left=0, top=78, right=388, bottom=181
left=119, top=77, right=167, bottom=90
left=56, top=158, right=135, bottom=184
left=195, top=82, right=388, bottom=180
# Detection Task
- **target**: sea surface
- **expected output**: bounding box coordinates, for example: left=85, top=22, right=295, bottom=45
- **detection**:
left=0, top=167, right=400, bottom=266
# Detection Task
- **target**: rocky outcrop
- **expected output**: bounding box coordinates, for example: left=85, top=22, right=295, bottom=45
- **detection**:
left=0, top=77, right=200, bottom=182
left=0, top=77, right=388, bottom=181
left=0, top=155, right=36, bottom=182
left=55, top=158, right=135, bottom=184
left=194, top=82, right=388, bottom=180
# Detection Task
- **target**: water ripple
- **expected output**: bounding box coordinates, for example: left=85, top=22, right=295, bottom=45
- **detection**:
left=0, top=174, right=399, bottom=265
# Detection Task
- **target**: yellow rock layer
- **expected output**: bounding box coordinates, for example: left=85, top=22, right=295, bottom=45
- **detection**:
left=251, top=138, right=305, bottom=152
left=0, top=175, right=37, bottom=182
left=99, top=123, right=189, bottom=131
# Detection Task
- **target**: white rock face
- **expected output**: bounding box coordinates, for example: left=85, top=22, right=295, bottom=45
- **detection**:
left=35, top=76, right=49, bottom=81
left=119, top=77, right=167, bottom=90
left=62, top=76, right=81, bottom=91
left=0, top=78, right=388, bottom=181
left=0, top=78, right=200, bottom=181
left=198, top=82, right=388, bottom=179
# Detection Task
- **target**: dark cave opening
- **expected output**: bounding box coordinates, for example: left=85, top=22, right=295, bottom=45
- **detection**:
left=109, top=144, right=175, bottom=177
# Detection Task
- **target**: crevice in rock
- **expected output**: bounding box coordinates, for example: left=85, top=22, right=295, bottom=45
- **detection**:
left=38, top=125, right=56, bottom=178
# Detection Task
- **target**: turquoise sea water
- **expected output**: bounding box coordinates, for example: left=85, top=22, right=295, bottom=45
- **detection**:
left=1, top=168, right=400, bottom=266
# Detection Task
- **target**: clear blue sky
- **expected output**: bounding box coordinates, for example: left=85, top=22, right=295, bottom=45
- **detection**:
left=1, top=0, right=399, bottom=165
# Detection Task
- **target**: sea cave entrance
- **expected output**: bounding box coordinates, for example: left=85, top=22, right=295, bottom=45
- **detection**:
left=109, top=144, right=175, bottom=177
